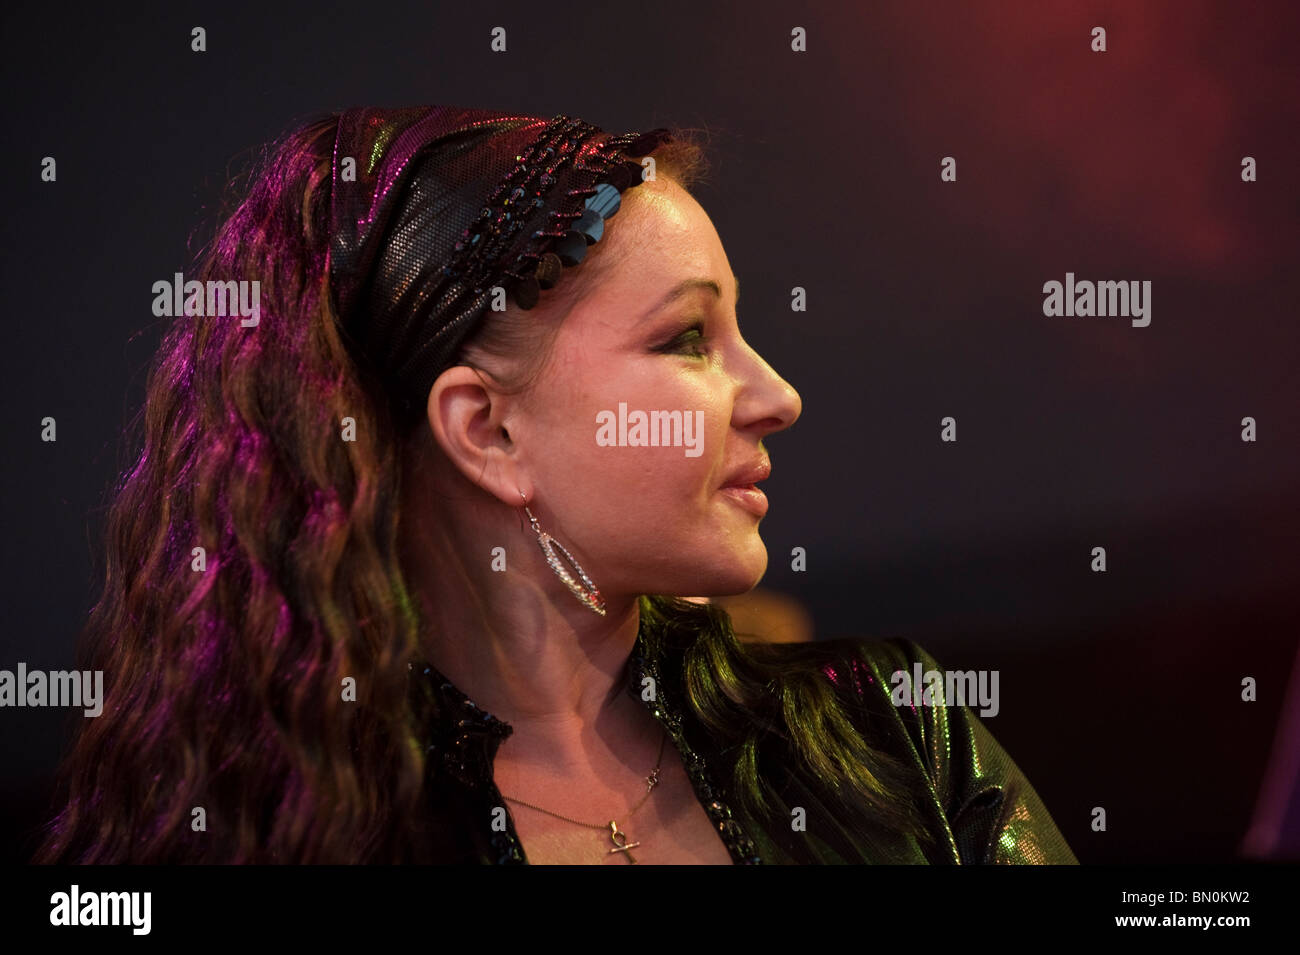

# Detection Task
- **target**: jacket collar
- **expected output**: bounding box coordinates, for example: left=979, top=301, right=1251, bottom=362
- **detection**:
left=412, top=627, right=660, bottom=789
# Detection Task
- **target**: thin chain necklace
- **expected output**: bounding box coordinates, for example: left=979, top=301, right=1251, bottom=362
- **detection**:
left=502, top=727, right=668, bottom=864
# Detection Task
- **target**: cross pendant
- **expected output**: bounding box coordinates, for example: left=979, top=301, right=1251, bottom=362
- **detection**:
left=608, top=820, right=640, bottom=864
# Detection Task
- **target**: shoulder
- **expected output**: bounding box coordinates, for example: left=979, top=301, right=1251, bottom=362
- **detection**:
left=753, top=634, right=942, bottom=721
left=800, top=636, right=946, bottom=758
left=749, top=633, right=943, bottom=685
left=720, top=634, right=941, bottom=761
left=659, top=623, right=1078, bottom=863
left=791, top=633, right=993, bottom=779
left=775, top=635, right=1079, bottom=864
left=809, top=635, right=937, bottom=699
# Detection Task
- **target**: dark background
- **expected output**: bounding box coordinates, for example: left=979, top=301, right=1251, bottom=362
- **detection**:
left=1, top=0, right=1296, bottom=864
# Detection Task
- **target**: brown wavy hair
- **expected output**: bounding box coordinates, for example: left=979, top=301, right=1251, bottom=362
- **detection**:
left=32, top=111, right=930, bottom=864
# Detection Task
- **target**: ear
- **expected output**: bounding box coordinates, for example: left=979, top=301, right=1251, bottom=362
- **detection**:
left=423, top=365, right=529, bottom=507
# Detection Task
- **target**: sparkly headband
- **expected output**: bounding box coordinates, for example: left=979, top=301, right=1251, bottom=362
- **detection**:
left=327, top=105, right=672, bottom=422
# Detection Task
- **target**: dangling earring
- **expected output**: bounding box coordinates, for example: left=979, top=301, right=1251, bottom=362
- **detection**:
left=518, top=489, right=607, bottom=616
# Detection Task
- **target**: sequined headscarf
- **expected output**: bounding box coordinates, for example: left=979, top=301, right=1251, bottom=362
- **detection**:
left=327, top=105, right=673, bottom=423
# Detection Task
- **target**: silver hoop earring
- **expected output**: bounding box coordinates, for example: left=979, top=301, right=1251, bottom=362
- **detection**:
left=518, top=490, right=606, bottom=616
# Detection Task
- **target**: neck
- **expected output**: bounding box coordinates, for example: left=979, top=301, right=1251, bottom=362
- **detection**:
left=399, top=462, right=645, bottom=773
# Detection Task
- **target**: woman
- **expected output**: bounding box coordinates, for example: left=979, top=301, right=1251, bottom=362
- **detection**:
left=34, top=105, right=1077, bottom=864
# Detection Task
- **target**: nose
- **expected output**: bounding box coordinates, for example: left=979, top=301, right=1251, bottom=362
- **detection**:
left=735, top=342, right=802, bottom=436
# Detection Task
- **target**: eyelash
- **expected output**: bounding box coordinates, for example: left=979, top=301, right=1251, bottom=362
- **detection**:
left=662, top=322, right=709, bottom=357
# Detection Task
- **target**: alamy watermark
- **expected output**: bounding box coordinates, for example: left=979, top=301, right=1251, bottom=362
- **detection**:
left=891, top=661, right=1000, bottom=717
left=0, top=663, right=103, bottom=716
left=596, top=402, right=704, bottom=457
left=152, top=273, right=261, bottom=327
left=50, top=885, right=150, bottom=935
left=1042, top=271, right=1150, bottom=327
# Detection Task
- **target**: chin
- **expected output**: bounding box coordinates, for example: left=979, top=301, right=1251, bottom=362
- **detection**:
left=701, top=552, right=768, bottom=595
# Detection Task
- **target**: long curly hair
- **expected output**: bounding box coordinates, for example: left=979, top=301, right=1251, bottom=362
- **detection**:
left=32, top=111, right=931, bottom=864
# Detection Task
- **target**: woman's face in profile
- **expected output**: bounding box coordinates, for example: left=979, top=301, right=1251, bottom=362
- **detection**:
left=510, top=174, right=802, bottom=599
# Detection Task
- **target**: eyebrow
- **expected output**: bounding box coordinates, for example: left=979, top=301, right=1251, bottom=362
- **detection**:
left=642, top=274, right=740, bottom=320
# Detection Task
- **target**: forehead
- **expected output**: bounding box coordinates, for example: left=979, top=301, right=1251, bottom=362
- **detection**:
left=581, top=177, right=728, bottom=305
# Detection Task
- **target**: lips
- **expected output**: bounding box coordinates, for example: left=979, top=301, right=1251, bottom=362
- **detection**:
left=719, top=483, right=768, bottom=517
left=719, top=455, right=771, bottom=517
left=720, top=456, right=771, bottom=490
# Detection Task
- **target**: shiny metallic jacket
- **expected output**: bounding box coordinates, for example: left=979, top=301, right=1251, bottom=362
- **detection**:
left=406, top=627, right=1079, bottom=864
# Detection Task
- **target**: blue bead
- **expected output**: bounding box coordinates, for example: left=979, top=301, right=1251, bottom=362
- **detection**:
left=573, top=208, right=603, bottom=243
left=553, top=230, right=588, bottom=266
left=584, top=182, right=621, bottom=219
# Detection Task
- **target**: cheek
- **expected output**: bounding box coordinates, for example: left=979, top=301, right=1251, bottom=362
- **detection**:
left=567, top=396, right=726, bottom=509
left=582, top=418, right=712, bottom=496
left=530, top=351, right=732, bottom=524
